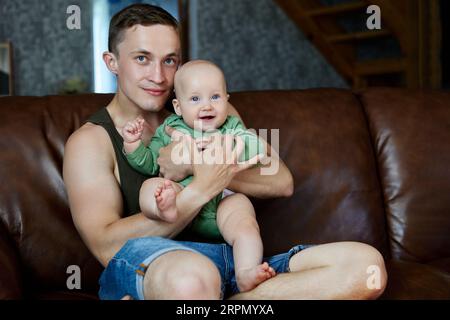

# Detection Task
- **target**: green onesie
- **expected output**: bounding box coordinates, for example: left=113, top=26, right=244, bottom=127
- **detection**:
left=126, top=114, right=265, bottom=240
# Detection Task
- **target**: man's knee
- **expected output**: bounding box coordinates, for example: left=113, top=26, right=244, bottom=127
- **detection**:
left=341, top=243, right=387, bottom=299
left=361, top=244, right=387, bottom=299
left=163, top=257, right=222, bottom=299
left=143, top=250, right=222, bottom=299
left=170, top=273, right=221, bottom=299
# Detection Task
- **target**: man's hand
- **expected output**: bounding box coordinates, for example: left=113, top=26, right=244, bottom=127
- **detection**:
left=157, top=126, right=193, bottom=181
left=189, top=133, right=261, bottom=198
left=122, top=117, right=145, bottom=144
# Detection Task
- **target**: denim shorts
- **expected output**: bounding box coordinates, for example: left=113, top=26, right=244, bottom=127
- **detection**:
left=98, top=237, right=313, bottom=300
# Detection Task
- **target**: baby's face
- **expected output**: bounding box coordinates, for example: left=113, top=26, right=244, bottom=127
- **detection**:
left=173, top=64, right=228, bottom=131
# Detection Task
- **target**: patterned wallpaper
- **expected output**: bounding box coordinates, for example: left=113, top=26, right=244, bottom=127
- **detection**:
left=0, top=0, right=92, bottom=96
left=190, top=0, right=348, bottom=91
left=0, top=0, right=347, bottom=96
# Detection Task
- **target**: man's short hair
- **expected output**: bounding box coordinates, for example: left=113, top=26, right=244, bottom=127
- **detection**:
left=108, top=4, right=179, bottom=56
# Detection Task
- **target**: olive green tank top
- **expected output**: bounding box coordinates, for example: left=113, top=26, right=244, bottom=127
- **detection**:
left=85, top=107, right=221, bottom=243
left=86, top=108, right=151, bottom=216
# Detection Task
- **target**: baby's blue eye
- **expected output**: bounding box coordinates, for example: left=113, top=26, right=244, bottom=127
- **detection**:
left=191, top=96, right=199, bottom=102
left=211, top=94, right=220, bottom=100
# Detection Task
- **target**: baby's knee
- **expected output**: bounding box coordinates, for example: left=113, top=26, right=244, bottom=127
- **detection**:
left=238, top=218, right=260, bottom=236
left=223, top=215, right=260, bottom=244
left=229, top=193, right=252, bottom=206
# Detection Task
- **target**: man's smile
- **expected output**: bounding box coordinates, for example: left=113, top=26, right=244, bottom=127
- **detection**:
left=142, top=88, right=166, bottom=96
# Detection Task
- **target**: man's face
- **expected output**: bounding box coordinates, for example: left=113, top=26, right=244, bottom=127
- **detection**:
left=115, top=24, right=181, bottom=112
left=174, top=65, right=229, bottom=131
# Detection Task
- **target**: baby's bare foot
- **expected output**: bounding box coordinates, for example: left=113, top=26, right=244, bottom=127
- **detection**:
left=154, top=180, right=178, bottom=222
left=236, top=262, right=276, bottom=292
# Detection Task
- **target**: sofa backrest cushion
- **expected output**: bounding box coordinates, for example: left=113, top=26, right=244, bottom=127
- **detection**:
left=0, top=94, right=111, bottom=294
left=360, top=88, right=450, bottom=263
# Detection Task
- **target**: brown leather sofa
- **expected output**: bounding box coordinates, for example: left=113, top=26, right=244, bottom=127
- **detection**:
left=0, top=88, right=449, bottom=300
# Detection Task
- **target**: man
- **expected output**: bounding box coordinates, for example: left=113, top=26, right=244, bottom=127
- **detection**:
left=63, top=4, right=387, bottom=299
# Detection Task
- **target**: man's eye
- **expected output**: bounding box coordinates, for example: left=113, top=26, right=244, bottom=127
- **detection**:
left=211, top=94, right=220, bottom=100
left=190, top=96, right=199, bottom=102
left=165, top=58, right=176, bottom=66
left=136, top=56, right=147, bottom=63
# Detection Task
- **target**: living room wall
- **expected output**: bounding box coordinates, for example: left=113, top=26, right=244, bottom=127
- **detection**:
left=189, top=0, right=348, bottom=92
left=0, top=0, right=348, bottom=96
left=0, top=0, right=92, bottom=96
left=1, top=0, right=448, bottom=96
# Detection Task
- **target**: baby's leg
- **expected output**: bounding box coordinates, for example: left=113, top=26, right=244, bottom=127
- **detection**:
left=216, top=194, right=276, bottom=292
left=139, top=177, right=183, bottom=223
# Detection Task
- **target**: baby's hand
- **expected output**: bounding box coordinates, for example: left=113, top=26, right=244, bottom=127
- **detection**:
left=122, top=117, right=145, bottom=143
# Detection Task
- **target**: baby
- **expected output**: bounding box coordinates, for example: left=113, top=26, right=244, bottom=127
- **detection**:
left=122, top=60, right=275, bottom=292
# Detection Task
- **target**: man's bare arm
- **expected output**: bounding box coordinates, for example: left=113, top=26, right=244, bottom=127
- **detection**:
left=63, top=125, right=214, bottom=267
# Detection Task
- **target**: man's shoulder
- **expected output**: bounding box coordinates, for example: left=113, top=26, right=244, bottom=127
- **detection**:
left=65, top=123, right=113, bottom=161
left=68, top=122, right=108, bottom=143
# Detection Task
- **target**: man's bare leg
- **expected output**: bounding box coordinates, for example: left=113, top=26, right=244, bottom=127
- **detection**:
left=143, top=250, right=222, bottom=299
left=139, top=178, right=183, bottom=223
left=229, top=241, right=387, bottom=300
left=217, top=194, right=276, bottom=292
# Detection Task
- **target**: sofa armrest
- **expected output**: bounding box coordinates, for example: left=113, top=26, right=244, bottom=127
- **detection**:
left=0, top=224, right=23, bottom=299
left=381, top=259, right=450, bottom=299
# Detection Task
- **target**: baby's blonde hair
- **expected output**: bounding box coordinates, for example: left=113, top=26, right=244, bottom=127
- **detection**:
left=174, top=60, right=226, bottom=96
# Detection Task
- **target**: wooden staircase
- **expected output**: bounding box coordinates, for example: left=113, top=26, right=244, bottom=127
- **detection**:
left=274, top=0, right=441, bottom=90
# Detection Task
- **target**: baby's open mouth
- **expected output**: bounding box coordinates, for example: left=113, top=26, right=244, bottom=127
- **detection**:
left=199, top=115, right=215, bottom=120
